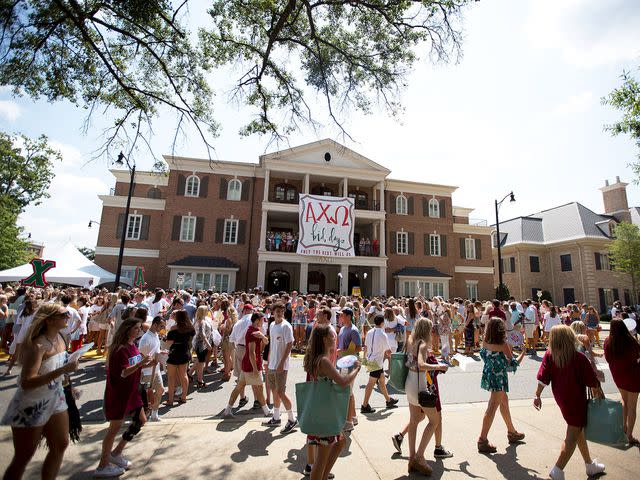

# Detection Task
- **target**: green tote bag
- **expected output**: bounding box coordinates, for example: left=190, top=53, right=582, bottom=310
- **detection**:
left=584, top=397, right=627, bottom=446
left=389, top=352, right=409, bottom=392
left=295, top=378, right=350, bottom=437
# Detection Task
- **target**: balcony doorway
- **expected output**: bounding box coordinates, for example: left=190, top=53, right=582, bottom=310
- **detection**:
left=307, top=270, right=325, bottom=293
left=268, top=269, right=290, bottom=293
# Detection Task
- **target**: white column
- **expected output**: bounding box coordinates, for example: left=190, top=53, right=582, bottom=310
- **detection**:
left=299, top=262, right=309, bottom=293
left=379, top=181, right=385, bottom=211
left=379, top=220, right=386, bottom=257
left=259, top=210, right=267, bottom=250
left=257, top=260, right=266, bottom=289
left=303, top=173, right=310, bottom=194
left=340, top=264, right=349, bottom=296
left=343, top=177, right=348, bottom=196
left=379, top=266, right=387, bottom=296
left=263, top=169, right=270, bottom=202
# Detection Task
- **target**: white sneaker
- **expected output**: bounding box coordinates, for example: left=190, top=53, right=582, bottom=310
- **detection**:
left=94, top=463, right=125, bottom=477
left=585, top=459, right=605, bottom=476
left=343, top=421, right=354, bottom=432
left=549, top=466, right=564, bottom=480
left=175, top=386, right=183, bottom=396
left=109, top=453, right=132, bottom=470
left=149, top=412, right=161, bottom=422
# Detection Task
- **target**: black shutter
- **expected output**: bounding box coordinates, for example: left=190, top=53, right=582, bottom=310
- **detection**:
left=215, top=218, right=224, bottom=243
left=441, top=234, right=447, bottom=257
left=195, top=217, right=204, bottom=242
left=594, top=252, right=601, bottom=270
left=219, top=178, right=228, bottom=199
left=116, top=213, right=125, bottom=239
left=407, top=196, right=414, bottom=215
left=408, top=232, right=415, bottom=255
left=390, top=231, right=397, bottom=254
left=613, top=288, right=619, bottom=301
left=510, top=257, right=516, bottom=272
left=424, top=234, right=430, bottom=256
left=171, top=216, right=181, bottom=241
left=199, top=176, right=209, bottom=198
left=390, top=195, right=396, bottom=214
left=238, top=220, right=247, bottom=244
left=460, top=237, right=465, bottom=259
left=177, top=174, right=186, bottom=196
left=422, top=198, right=428, bottom=216
left=140, top=215, right=150, bottom=240
left=475, top=239, right=482, bottom=259
left=241, top=180, right=251, bottom=201
left=598, top=288, right=606, bottom=313
left=439, top=199, right=446, bottom=218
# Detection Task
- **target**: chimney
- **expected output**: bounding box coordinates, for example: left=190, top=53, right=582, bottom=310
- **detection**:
left=600, top=176, right=630, bottom=222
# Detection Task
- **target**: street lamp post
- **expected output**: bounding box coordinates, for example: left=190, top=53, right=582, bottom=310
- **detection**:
left=114, top=151, right=136, bottom=292
left=337, top=272, right=343, bottom=295
left=494, top=191, right=516, bottom=295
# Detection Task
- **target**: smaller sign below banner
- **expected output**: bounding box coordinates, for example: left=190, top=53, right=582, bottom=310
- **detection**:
left=351, top=286, right=361, bottom=297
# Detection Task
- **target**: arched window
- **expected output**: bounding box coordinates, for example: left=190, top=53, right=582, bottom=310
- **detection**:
left=147, top=187, right=161, bottom=199
left=396, top=195, right=407, bottom=215
left=227, top=179, right=242, bottom=201
left=185, top=175, right=200, bottom=197
left=428, top=198, right=440, bottom=218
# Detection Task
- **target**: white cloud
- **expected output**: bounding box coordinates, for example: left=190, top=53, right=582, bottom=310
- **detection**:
left=526, top=0, right=640, bottom=68
left=552, top=91, right=594, bottom=116
left=48, top=140, right=84, bottom=166
left=0, top=100, right=21, bottom=121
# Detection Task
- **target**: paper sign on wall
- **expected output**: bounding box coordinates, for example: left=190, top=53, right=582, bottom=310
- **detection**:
left=297, top=194, right=355, bottom=257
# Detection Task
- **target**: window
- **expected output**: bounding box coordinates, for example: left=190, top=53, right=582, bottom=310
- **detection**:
left=180, top=216, right=196, bottom=242
left=227, top=179, right=242, bottom=201
left=432, top=282, right=445, bottom=297
left=348, top=191, right=368, bottom=209
left=195, top=273, right=212, bottom=291
left=563, top=288, right=575, bottom=305
left=121, top=266, right=136, bottom=285
left=224, top=219, right=239, bottom=244
left=529, top=256, right=540, bottom=273
left=560, top=254, right=572, bottom=272
left=465, top=238, right=476, bottom=259
left=429, top=234, right=441, bottom=256
left=396, top=231, right=408, bottom=255
left=502, top=257, right=516, bottom=273
left=147, top=187, right=161, bottom=199
left=185, top=175, right=200, bottom=197
left=608, top=222, right=616, bottom=237
left=428, top=198, right=440, bottom=218
left=126, top=214, right=142, bottom=240
left=275, top=183, right=297, bottom=203
left=312, top=185, right=333, bottom=196
left=595, top=252, right=610, bottom=271
left=532, top=288, right=542, bottom=299
left=177, top=272, right=193, bottom=289
left=466, top=281, right=478, bottom=301
left=403, top=281, right=417, bottom=297
left=418, top=281, right=430, bottom=298
left=214, top=273, right=230, bottom=293
left=396, top=195, right=408, bottom=215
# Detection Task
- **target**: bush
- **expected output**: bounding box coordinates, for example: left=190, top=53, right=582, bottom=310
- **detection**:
left=495, top=283, right=510, bottom=301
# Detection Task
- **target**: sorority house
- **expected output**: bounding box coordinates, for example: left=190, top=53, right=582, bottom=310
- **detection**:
left=94, top=139, right=494, bottom=298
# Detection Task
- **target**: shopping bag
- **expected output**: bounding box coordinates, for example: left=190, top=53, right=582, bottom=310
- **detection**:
left=584, top=397, right=627, bottom=446
left=295, top=378, right=350, bottom=436
left=389, top=352, right=409, bottom=392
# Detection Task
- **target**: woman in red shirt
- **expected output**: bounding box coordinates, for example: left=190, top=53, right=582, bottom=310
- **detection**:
left=94, top=318, right=154, bottom=478
left=604, top=318, right=640, bottom=445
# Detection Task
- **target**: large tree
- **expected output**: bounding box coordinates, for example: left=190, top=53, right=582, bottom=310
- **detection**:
left=0, top=1, right=474, bottom=162
left=0, top=197, right=30, bottom=270
left=608, top=222, right=640, bottom=306
left=602, top=68, right=640, bottom=182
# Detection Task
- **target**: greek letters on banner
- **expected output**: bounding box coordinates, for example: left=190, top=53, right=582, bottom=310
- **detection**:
left=297, top=194, right=355, bottom=257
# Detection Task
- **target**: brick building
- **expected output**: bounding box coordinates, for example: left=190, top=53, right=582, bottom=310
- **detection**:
left=94, top=139, right=494, bottom=298
left=493, top=177, right=640, bottom=311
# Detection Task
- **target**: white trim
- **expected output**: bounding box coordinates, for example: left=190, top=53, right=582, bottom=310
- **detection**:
left=185, top=175, right=200, bottom=197
left=126, top=214, right=143, bottom=240
left=453, top=223, right=492, bottom=235
left=180, top=216, right=196, bottom=242
left=385, top=179, right=456, bottom=196
left=465, top=237, right=476, bottom=260
left=95, top=247, right=160, bottom=258
left=227, top=178, right=242, bottom=201
left=110, top=170, right=168, bottom=186
left=223, top=218, right=239, bottom=244
left=164, top=156, right=262, bottom=177
left=98, top=195, right=166, bottom=211
left=396, top=231, right=408, bottom=254
left=396, top=194, right=408, bottom=215
left=429, top=234, right=441, bottom=257
left=453, top=206, right=474, bottom=217
left=167, top=265, right=239, bottom=272
left=428, top=198, right=440, bottom=218
left=454, top=266, right=494, bottom=274
left=257, top=250, right=387, bottom=267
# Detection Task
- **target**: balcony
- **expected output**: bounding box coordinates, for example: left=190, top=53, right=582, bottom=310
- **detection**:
left=265, top=229, right=380, bottom=256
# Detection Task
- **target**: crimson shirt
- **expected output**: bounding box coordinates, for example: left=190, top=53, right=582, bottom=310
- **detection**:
left=241, top=325, right=263, bottom=372
left=104, top=343, right=143, bottom=420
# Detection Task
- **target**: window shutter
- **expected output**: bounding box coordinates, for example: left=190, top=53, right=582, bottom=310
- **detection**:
left=195, top=217, right=204, bottom=242
left=177, top=174, right=186, bottom=196
left=594, top=252, right=601, bottom=270
left=390, top=195, right=396, bottom=214
left=215, top=218, right=224, bottom=243
left=510, top=257, right=516, bottom=272
left=460, top=237, right=465, bottom=259
left=199, top=176, right=209, bottom=198
left=241, top=180, right=251, bottom=201
left=422, top=198, right=428, bottom=216
left=439, top=199, right=446, bottom=218
left=407, top=197, right=414, bottom=215
left=424, top=234, right=430, bottom=256
left=171, top=216, right=181, bottom=241
left=613, top=288, right=619, bottom=301
left=441, top=234, right=447, bottom=257
left=598, top=288, right=606, bottom=313
left=390, top=231, right=397, bottom=254
left=408, top=232, right=415, bottom=255
left=238, top=220, right=247, bottom=244
left=140, top=215, right=150, bottom=240
left=219, top=178, right=228, bottom=199
left=116, top=213, right=125, bottom=239
left=475, top=239, right=482, bottom=259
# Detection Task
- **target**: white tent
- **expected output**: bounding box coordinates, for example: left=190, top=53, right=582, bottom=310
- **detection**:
left=0, top=242, right=119, bottom=286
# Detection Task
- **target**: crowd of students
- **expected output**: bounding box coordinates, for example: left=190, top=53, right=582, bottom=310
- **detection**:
left=0, top=284, right=638, bottom=479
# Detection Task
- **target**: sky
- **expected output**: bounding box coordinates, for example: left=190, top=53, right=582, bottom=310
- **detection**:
left=2, top=0, right=640, bottom=250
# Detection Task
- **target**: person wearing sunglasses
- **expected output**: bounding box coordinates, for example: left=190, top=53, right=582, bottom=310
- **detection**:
left=1, top=303, right=80, bottom=479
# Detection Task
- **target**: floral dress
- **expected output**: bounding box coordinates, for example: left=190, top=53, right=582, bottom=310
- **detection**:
left=480, top=348, right=519, bottom=392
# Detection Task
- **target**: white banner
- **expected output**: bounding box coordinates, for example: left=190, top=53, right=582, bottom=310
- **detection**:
left=297, top=194, right=355, bottom=257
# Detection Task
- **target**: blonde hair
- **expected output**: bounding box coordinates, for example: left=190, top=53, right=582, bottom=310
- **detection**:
left=195, top=305, right=209, bottom=323
left=21, top=303, right=62, bottom=361
left=570, top=321, right=586, bottom=336
left=548, top=325, right=577, bottom=368
left=410, top=317, right=433, bottom=346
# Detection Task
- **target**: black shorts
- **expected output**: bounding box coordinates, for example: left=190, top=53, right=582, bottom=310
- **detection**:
left=196, top=348, right=208, bottom=363
left=369, top=369, right=383, bottom=379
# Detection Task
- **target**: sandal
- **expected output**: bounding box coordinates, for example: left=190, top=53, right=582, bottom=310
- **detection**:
left=198, top=381, right=206, bottom=389
left=178, top=398, right=187, bottom=404
left=164, top=401, right=174, bottom=408
left=477, top=438, right=497, bottom=453
left=507, top=431, right=525, bottom=443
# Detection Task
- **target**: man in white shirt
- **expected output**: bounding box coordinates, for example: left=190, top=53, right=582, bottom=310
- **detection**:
left=264, top=303, right=297, bottom=434
left=523, top=300, right=537, bottom=354
left=139, top=317, right=166, bottom=421
left=361, top=314, right=398, bottom=414
left=229, top=304, right=255, bottom=408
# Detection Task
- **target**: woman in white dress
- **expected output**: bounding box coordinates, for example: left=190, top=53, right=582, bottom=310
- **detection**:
left=1, top=303, right=79, bottom=480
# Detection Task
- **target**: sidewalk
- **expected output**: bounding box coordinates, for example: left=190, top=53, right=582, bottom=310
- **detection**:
left=1, top=396, right=637, bottom=479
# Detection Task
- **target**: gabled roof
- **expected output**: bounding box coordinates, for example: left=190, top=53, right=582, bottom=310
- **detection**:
left=393, top=267, right=451, bottom=278
left=167, top=256, right=239, bottom=269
